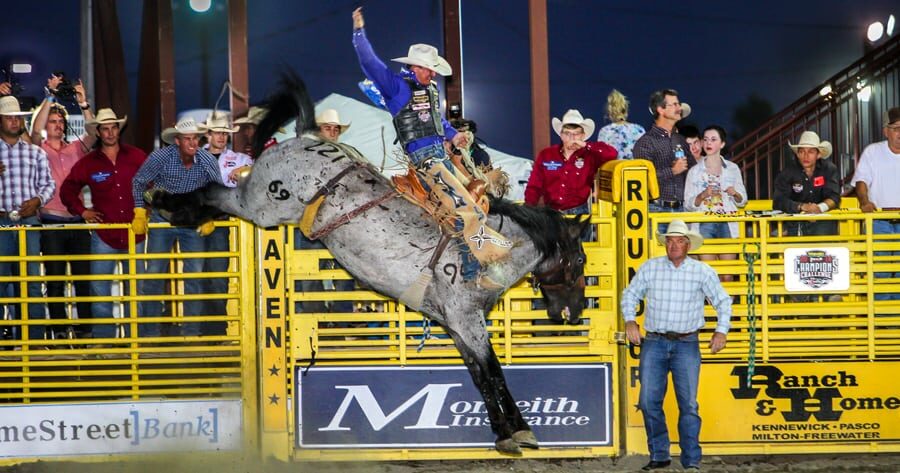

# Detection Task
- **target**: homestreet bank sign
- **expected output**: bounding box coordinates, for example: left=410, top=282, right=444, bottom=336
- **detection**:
left=296, top=365, right=612, bottom=448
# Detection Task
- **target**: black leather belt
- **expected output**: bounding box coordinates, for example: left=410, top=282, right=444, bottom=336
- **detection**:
left=653, top=200, right=682, bottom=209
left=648, top=331, right=697, bottom=340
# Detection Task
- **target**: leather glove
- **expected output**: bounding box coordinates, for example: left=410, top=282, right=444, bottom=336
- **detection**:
left=132, top=207, right=149, bottom=235
left=197, top=221, right=215, bottom=236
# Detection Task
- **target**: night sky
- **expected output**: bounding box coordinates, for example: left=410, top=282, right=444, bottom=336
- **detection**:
left=2, top=0, right=897, bottom=158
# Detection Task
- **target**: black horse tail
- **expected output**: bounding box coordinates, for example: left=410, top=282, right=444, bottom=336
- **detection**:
left=252, top=69, right=317, bottom=157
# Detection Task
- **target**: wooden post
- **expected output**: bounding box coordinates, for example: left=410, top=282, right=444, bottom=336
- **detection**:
left=529, top=0, right=550, bottom=157
left=228, top=0, right=250, bottom=155
left=442, top=0, right=463, bottom=119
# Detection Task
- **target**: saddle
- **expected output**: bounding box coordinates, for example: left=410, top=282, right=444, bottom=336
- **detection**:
left=391, top=166, right=490, bottom=217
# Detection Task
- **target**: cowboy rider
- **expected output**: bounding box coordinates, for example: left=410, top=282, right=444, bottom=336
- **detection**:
left=351, top=7, right=511, bottom=289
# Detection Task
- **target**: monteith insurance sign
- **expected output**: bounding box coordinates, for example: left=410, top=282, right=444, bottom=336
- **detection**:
left=296, top=364, right=612, bottom=448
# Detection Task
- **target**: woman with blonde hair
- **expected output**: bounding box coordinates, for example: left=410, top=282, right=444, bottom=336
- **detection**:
left=596, top=89, right=645, bottom=159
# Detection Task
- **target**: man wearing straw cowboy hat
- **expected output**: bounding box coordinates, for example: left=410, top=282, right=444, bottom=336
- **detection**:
left=0, top=96, right=54, bottom=343
left=352, top=6, right=511, bottom=289
left=773, top=130, right=841, bottom=237
left=131, top=117, right=224, bottom=338
left=61, top=108, right=147, bottom=340
left=621, top=219, right=732, bottom=471
left=525, top=109, right=617, bottom=216
left=233, top=106, right=276, bottom=157
left=315, top=108, right=350, bottom=143
left=200, top=111, right=253, bottom=336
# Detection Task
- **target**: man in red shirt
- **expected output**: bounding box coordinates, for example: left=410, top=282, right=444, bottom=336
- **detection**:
left=525, top=109, right=617, bottom=216
left=60, top=108, right=147, bottom=340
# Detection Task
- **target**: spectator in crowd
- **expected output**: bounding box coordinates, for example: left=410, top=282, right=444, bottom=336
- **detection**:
left=773, top=131, right=840, bottom=236
left=131, top=117, right=223, bottom=337
left=679, top=125, right=703, bottom=162
left=525, top=109, right=617, bottom=217
left=61, top=108, right=146, bottom=340
left=621, top=219, right=731, bottom=472
left=200, top=112, right=253, bottom=335
left=234, top=106, right=274, bottom=158
left=30, top=77, right=96, bottom=339
left=0, top=82, right=10, bottom=96
left=352, top=6, right=510, bottom=288
left=683, top=125, right=747, bottom=278
left=449, top=118, right=492, bottom=169
left=633, top=89, right=696, bottom=232
left=596, top=89, right=645, bottom=159
left=851, top=107, right=900, bottom=301
left=0, top=96, right=54, bottom=343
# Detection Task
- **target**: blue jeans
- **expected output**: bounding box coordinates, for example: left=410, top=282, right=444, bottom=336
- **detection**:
left=638, top=332, right=702, bottom=468
left=0, top=216, right=44, bottom=340
left=562, top=202, right=594, bottom=242
left=91, top=233, right=145, bottom=339
left=874, top=219, right=900, bottom=301
left=408, top=145, right=480, bottom=281
left=699, top=221, right=730, bottom=239
left=649, top=204, right=685, bottom=234
left=202, top=225, right=230, bottom=335
left=141, top=211, right=206, bottom=337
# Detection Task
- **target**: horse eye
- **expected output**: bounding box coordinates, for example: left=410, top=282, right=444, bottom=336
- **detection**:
left=576, top=257, right=584, bottom=265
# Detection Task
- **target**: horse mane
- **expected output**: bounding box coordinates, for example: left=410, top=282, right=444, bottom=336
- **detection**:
left=488, top=197, right=576, bottom=258
left=251, top=69, right=317, bottom=157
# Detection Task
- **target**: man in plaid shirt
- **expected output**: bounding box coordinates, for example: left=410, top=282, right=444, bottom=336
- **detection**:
left=0, top=96, right=55, bottom=344
left=131, top=117, right=223, bottom=338
left=632, top=89, right=696, bottom=232
left=621, top=219, right=731, bottom=471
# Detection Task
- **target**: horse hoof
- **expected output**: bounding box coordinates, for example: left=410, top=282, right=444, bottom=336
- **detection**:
left=512, top=430, right=539, bottom=449
left=494, top=438, right=522, bottom=456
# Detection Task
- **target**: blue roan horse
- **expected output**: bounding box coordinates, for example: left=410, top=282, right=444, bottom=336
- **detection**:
left=150, top=72, right=589, bottom=455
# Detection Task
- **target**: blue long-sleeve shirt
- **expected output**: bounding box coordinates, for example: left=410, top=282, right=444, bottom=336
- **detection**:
left=352, top=28, right=457, bottom=154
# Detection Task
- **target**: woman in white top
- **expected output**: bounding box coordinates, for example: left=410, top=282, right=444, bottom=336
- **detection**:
left=683, top=126, right=748, bottom=277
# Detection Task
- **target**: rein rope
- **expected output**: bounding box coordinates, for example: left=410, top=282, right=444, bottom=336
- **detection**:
left=300, top=162, right=399, bottom=240
left=742, top=242, right=760, bottom=388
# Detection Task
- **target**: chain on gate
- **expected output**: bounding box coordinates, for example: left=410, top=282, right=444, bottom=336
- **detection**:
left=742, top=243, right=760, bottom=388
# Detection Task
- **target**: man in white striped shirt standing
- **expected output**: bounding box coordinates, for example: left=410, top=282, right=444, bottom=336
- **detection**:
left=0, top=96, right=55, bottom=344
left=620, top=219, right=732, bottom=471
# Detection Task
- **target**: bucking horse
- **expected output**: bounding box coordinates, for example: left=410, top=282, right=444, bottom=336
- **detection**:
left=150, top=72, right=590, bottom=455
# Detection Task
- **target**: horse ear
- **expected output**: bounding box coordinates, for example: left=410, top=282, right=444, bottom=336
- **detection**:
left=568, top=216, right=591, bottom=240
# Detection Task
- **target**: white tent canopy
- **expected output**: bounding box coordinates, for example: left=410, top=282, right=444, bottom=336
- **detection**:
left=181, top=94, right=535, bottom=200
left=284, top=94, right=534, bottom=201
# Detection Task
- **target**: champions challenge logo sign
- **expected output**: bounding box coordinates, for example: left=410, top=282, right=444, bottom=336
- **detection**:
left=783, top=247, right=849, bottom=292
left=296, top=365, right=612, bottom=448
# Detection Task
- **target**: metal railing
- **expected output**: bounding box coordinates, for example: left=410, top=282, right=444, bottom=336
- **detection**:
left=730, top=34, right=900, bottom=199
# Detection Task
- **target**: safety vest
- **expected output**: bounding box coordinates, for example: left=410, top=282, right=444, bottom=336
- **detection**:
left=392, top=78, right=443, bottom=147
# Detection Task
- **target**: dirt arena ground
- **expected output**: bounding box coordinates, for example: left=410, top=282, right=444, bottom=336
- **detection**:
left=4, top=453, right=900, bottom=473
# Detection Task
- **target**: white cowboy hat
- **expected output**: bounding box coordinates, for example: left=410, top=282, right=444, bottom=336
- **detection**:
left=680, top=102, right=692, bottom=119
left=234, top=106, right=267, bottom=125
left=788, top=131, right=832, bottom=159
left=161, top=117, right=208, bottom=144
left=656, top=219, right=704, bottom=249
left=391, top=44, right=452, bottom=76
left=84, top=108, right=127, bottom=135
left=315, top=108, right=351, bottom=134
left=204, top=111, right=239, bottom=133
left=552, top=109, right=596, bottom=139
left=0, top=96, right=31, bottom=116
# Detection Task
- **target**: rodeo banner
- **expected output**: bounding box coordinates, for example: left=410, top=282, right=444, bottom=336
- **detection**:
left=296, top=365, right=613, bottom=448
left=700, top=362, right=900, bottom=444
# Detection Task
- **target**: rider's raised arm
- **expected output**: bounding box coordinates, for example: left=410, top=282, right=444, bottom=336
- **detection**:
left=351, top=24, right=403, bottom=102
